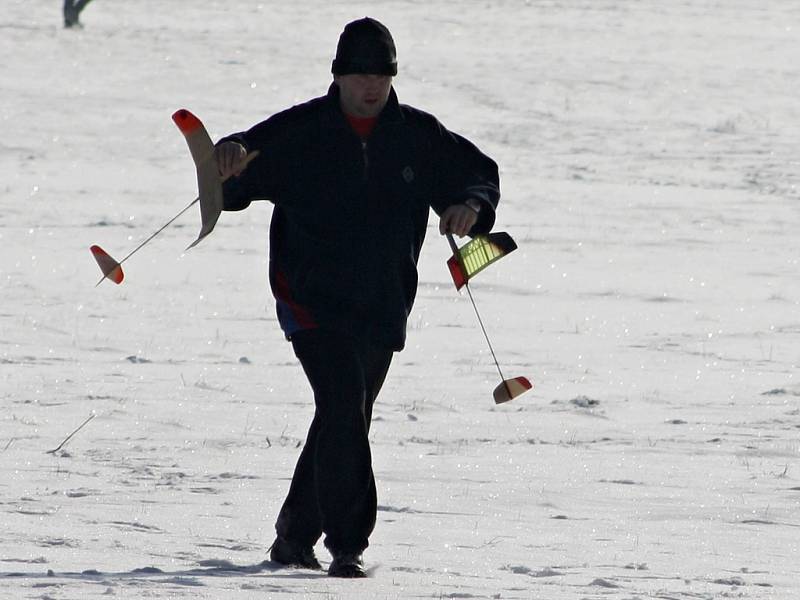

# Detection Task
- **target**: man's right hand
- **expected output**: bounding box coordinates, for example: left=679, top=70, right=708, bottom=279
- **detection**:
left=215, top=141, right=248, bottom=178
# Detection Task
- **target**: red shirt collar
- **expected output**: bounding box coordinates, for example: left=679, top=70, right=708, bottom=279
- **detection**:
left=345, top=113, right=378, bottom=139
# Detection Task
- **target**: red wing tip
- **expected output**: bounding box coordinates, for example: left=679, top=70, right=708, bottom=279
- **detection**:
left=447, top=255, right=467, bottom=290
left=172, top=108, right=203, bottom=134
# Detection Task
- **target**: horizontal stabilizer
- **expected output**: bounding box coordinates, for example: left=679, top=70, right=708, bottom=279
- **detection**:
left=493, top=376, right=533, bottom=404
left=90, top=245, right=124, bottom=285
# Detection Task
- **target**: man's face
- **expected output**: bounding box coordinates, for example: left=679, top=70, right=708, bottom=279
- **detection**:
left=335, top=74, right=393, bottom=118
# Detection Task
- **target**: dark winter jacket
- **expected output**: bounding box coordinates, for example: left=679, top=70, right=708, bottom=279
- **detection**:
left=221, top=83, right=500, bottom=350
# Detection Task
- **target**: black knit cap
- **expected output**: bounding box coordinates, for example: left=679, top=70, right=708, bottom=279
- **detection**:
left=331, top=17, right=397, bottom=76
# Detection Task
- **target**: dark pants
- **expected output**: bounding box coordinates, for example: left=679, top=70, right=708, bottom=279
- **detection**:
left=275, top=328, right=393, bottom=555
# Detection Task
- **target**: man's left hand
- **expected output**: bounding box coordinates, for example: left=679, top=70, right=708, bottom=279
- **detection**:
left=439, top=203, right=479, bottom=237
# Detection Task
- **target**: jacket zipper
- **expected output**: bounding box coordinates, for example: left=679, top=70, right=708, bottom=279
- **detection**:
left=361, top=140, right=369, bottom=180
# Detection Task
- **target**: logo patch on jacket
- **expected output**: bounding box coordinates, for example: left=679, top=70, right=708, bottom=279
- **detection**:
left=402, top=166, right=415, bottom=183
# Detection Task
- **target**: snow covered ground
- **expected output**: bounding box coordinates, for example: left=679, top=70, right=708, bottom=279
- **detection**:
left=2, top=1, right=799, bottom=598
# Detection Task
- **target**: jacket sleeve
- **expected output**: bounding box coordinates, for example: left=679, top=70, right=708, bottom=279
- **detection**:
left=218, top=119, right=283, bottom=211
left=428, top=118, right=500, bottom=235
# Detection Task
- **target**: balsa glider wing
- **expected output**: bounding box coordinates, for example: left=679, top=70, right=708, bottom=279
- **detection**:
left=447, top=232, right=517, bottom=290
left=172, top=109, right=223, bottom=249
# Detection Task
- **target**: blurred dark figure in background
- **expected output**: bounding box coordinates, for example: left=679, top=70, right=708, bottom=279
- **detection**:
left=63, top=0, right=94, bottom=28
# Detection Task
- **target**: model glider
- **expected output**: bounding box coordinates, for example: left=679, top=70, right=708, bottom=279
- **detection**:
left=91, top=109, right=257, bottom=286
left=446, top=232, right=532, bottom=404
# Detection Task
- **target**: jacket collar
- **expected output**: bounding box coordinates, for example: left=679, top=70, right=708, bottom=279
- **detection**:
left=321, top=82, right=403, bottom=128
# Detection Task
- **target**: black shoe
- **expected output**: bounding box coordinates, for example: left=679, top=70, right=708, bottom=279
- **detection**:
left=328, top=553, right=367, bottom=578
left=269, top=536, right=322, bottom=570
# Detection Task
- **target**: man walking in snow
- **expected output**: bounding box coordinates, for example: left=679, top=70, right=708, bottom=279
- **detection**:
left=215, top=17, right=500, bottom=578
